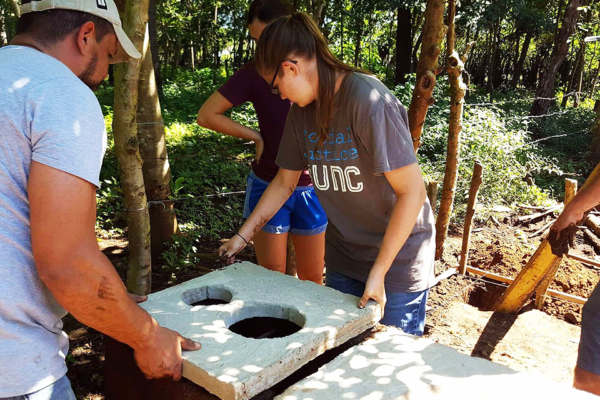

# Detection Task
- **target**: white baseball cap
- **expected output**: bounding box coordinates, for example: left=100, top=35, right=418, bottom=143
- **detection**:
left=20, top=0, right=141, bottom=63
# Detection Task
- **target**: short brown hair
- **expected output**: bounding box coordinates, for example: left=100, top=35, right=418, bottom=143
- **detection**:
left=246, top=0, right=293, bottom=26
left=17, top=0, right=114, bottom=46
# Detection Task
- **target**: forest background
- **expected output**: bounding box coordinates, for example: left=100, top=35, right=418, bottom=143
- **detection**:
left=0, top=0, right=599, bottom=283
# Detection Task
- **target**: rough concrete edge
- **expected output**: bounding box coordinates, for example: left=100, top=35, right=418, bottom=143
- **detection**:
left=183, top=359, right=236, bottom=400
left=237, top=304, right=382, bottom=400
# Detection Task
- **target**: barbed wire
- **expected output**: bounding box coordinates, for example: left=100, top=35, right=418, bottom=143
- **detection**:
left=122, top=190, right=247, bottom=212
left=115, top=93, right=595, bottom=211
left=464, top=91, right=585, bottom=107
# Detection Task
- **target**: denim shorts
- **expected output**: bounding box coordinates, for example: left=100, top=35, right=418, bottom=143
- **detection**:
left=1, top=375, right=76, bottom=400
left=325, top=269, right=429, bottom=336
left=578, top=282, right=600, bottom=375
left=243, top=171, right=328, bottom=235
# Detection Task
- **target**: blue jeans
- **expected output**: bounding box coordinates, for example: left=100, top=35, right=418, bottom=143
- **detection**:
left=326, top=269, right=429, bottom=336
left=1, top=375, right=76, bottom=400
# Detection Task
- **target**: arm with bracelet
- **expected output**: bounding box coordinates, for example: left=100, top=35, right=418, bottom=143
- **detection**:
left=218, top=167, right=302, bottom=263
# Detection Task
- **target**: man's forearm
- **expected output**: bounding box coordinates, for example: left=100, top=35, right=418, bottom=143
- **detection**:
left=568, top=174, right=600, bottom=215
left=39, top=249, right=156, bottom=350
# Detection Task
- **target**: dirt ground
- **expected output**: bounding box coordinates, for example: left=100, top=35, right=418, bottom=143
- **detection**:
left=65, top=209, right=600, bottom=399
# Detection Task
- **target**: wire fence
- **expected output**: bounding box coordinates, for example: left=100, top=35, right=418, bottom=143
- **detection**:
left=117, top=91, right=595, bottom=212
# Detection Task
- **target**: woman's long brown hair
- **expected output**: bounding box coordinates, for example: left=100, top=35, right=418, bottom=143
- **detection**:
left=255, top=12, right=369, bottom=145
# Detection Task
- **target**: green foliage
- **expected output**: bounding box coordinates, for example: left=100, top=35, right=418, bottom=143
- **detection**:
left=94, top=71, right=596, bottom=272
left=96, top=71, right=254, bottom=270
left=393, top=77, right=596, bottom=220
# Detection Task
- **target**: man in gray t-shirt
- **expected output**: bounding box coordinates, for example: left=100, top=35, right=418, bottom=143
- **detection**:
left=1, top=0, right=200, bottom=398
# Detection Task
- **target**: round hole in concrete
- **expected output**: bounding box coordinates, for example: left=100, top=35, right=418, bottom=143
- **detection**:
left=227, top=304, right=306, bottom=339
left=182, top=286, right=233, bottom=307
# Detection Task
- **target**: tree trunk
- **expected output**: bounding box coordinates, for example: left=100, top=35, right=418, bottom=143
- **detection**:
left=113, top=0, right=152, bottom=296
left=407, top=0, right=447, bottom=151
left=411, top=33, right=423, bottom=73
left=589, top=101, right=600, bottom=164
left=170, top=36, right=182, bottom=80
left=435, top=0, right=466, bottom=260
left=486, top=22, right=499, bottom=95
left=573, top=8, right=591, bottom=107
left=353, top=6, right=363, bottom=68
left=340, top=0, right=344, bottom=62
left=509, top=31, right=533, bottom=89
left=573, top=42, right=587, bottom=108
left=148, top=0, right=162, bottom=96
left=445, top=0, right=456, bottom=60
left=394, top=6, right=412, bottom=85
left=554, top=0, right=566, bottom=43
left=530, top=0, right=581, bottom=116
left=562, top=42, right=585, bottom=107
left=313, top=0, right=325, bottom=26
left=9, top=0, right=19, bottom=18
left=512, top=30, right=521, bottom=73
left=590, top=67, right=600, bottom=99
left=138, top=27, right=178, bottom=266
left=0, top=12, right=7, bottom=47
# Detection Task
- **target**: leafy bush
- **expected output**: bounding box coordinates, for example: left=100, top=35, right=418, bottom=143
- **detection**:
left=393, top=76, right=596, bottom=219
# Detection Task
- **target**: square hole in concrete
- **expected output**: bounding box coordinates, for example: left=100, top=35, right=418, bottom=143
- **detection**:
left=140, top=262, right=381, bottom=400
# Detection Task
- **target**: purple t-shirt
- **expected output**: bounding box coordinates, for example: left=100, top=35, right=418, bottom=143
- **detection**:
left=218, top=62, right=312, bottom=186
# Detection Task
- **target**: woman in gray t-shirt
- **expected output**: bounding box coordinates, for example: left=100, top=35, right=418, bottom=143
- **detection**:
left=219, top=13, right=435, bottom=336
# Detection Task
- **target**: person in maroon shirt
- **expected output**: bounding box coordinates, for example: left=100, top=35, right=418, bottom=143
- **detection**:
left=197, top=0, right=326, bottom=283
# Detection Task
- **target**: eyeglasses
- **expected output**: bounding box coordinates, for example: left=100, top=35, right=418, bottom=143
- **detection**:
left=269, top=60, right=297, bottom=96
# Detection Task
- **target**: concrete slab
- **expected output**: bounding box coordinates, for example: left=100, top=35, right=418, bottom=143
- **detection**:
left=140, top=262, right=382, bottom=400
left=276, top=326, right=595, bottom=400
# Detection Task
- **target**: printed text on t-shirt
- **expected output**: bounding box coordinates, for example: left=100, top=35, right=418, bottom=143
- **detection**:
left=303, top=128, right=363, bottom=193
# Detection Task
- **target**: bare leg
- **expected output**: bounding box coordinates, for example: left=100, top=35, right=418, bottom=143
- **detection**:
left=574, top=366, right=600, bottom=396
left=291, top=232, right=326, bottom=284
left=253, top=230, right=288, bottom=274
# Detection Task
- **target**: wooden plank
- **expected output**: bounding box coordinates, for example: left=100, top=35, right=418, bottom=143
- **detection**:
left=517, top=205, right=562, bottom=223
left=466, top=266, right=586, bottom=305
left=459, top=161, right=483, bottom=274
left=494, top=162, right=600, bottom=314
left=566, top=253, right=600, bottom=270
left=433, top=268, right=457, bottom=286
left=535, top=178, right=578, bottom=309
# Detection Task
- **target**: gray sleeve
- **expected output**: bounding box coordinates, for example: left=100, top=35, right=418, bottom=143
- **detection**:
left=275, top=108, right=307, bottom=171
left=357, top=106, right=417, bottom=175
left=27, top=78, right=107, bottom=188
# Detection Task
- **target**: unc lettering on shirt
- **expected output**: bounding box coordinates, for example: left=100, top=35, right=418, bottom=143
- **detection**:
left=309, top=165, right=363, bottom=193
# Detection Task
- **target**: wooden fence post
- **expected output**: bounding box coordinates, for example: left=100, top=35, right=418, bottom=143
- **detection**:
left=459, top=161, right=483, bottom=274
left=495, top=165, right=600, bottom=314
left=534, top=178, right=578, bottom=309
left=427, top=181, right=439, bottom=215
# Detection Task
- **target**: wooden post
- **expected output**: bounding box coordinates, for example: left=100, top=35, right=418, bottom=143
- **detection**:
left=459, top=161, right=483, bottom=274
left=138, top=26, right=178, bottom=265
left=407, top=0, right=447, bottom=152
left=534, top=178, right=578, bottom=309
left=434, top=1, right=467, bottom=260
left=427, top=181, right=439, bottom=215
left=113, top=0, right=152, bottom=295
left=495, top=164, right=600, bottom=314
left=285, top=236, right=297, bottom=278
